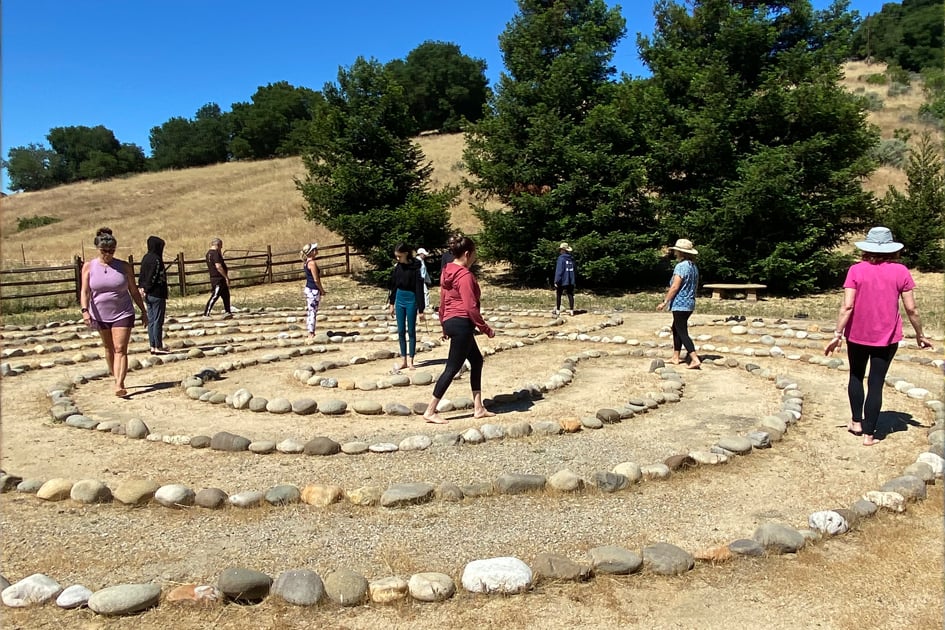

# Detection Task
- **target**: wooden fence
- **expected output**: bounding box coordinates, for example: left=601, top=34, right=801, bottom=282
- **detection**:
left=0, top=243, right=356, bottom=304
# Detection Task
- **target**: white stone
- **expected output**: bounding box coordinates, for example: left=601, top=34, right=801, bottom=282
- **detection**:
left=808, top=510, right=849, bottom=535
left=56, top=584, right=92, bottom=608
left=2, top=574, right=62, bottom=607
left=611, top=462, right=642, bottom=482
left=461, top=557, right=532, bottom=594
left=399, top=435, right=432, bottom=451
left=863, top=490, right=906, bottom=513
left=917, top=452, right=945, bottom=477
left=906, top=387, right=930, bottom=400
left=407, top=572, right=455, bottom=602
left=690, top=451, right=728, bottom=465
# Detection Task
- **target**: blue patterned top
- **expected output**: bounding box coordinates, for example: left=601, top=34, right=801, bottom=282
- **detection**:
left=669, top=260, right=698, bottom=312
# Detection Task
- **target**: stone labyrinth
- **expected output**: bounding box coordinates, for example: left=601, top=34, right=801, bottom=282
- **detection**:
left=0, top=304, right=942, bottom=616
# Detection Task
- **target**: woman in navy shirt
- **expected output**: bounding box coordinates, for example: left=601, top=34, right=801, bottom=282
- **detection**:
left=657, top=238, right=701, bottom=369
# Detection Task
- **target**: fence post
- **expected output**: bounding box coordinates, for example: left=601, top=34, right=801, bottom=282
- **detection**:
left=266, top=245, right=273, bottom=284
left=177, top=252, right=186, bottom=296
left=74, top=256, right=83, bottom=303
left=344, top=243, right=351, bottom=274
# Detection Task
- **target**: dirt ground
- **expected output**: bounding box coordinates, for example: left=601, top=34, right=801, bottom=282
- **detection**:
left=1, top=309, right=942, bottom=629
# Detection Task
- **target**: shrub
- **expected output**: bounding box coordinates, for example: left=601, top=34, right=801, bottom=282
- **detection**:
left=871, top=138, right=909, bottom=168
left=861, top=92, right=884, bottom=111
left=887, top=82, right=911, bottom=98
left=863, top=73, right=887, bottom=85
left=16, top=215, right=61, bottom=232
left=886, top=66, right=912, bottom=86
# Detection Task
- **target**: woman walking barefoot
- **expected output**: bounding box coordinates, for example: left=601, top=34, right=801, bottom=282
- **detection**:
left=301, top=243, right=326, bottom=339
left=80, top=227, right=148, bottom=397
left=824, top=227, right=934, bottom=446
left=422, top=235, right=495, bottom=424
left=657, top=238, right=701, bottom=369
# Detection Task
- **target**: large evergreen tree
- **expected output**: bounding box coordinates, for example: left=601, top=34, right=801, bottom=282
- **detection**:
left=465, top=0, right=657, bottom=285
left=639, top=0, right=879, bottom=293
left=882, top=132, right=945, bottom=271
left=296, top=57, right=454, bottom=271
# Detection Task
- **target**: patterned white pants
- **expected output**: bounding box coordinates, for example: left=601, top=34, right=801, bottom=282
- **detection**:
left=304, top=286, right=321, bottom=334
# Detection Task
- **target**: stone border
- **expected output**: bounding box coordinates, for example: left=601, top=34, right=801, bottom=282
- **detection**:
left=16, top=353, right=800, bottom=514
left=0, top=305, right=571, bottom=376
left=3, top=369, right=941, bottom=615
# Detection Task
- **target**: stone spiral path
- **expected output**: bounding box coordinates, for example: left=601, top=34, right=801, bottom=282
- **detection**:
left=1, top=306, right=942, bottom=620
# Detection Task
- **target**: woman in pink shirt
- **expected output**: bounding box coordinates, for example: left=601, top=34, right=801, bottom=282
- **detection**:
left=422, top=235, right=495, bottom=424
left=825, top=227, right=933, bottom=446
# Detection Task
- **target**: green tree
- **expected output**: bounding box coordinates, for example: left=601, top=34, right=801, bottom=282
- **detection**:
left=465, top=0, right=657, bottom=286
left=149, top=103, right=229, bottom=169
left=228, top=82, right=326, bottom=159
left=387, top=41, right=490, bottom=133
left=882, top=132, right=945, bottom=271
left=116, top=143, right=147, bottom=174
left=46, top=125, right=131, bottom=183
left=296, top=57, right=454, bottom=271
left=638, top=0, right=878, bottom=293
left=851, top=0, right=944, bottom=72
left=3, top=144, right=66, bottom=191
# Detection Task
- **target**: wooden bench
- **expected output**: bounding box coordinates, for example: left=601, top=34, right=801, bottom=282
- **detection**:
left=703, top=283, right=768, bottom=302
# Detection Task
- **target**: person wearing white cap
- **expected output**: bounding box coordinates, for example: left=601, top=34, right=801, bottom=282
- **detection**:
left=825, top=226, right=933, bottom=446
left=416, top=247, right=432, bottom=311
left=300, top=243, right=326, bottom=339
left=554, top=242, right=576, bottom=316
left=657, top=238, right=701, bottom=369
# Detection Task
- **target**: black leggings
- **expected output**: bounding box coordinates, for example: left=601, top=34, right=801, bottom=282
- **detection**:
left=846, top=341, right=898, bottom=436
left=555, top=285, right=574, bottom=311
left=671, top=310, right=695, bottom=354
left=433, top=318, right=484, bottom=399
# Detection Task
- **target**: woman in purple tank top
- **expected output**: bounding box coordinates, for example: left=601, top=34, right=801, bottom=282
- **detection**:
left=80, top=227, right=148, bottom=397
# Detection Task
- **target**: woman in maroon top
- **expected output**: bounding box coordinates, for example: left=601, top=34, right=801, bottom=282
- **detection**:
left=422, top=235, right=495, bottom=424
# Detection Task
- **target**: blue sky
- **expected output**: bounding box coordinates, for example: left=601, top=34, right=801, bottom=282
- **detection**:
left=2, top=0, right=889, bottom=193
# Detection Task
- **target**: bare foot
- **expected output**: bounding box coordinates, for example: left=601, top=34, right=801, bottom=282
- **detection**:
left=474, top=408, right=496, bottom=418
left=847, top=420, right=863, bottom=436
left=863, top=435, right=878, bottom=446
left=423, top=412, right=448, bottom=424
left=115, top=388, right=128, bottom=397
left=669, top=358, right=682, bottom=365
left=685, top=362, right=702, bottom=370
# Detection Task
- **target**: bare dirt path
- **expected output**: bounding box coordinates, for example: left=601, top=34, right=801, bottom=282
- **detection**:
left=1, top=311, right=941, bottom=629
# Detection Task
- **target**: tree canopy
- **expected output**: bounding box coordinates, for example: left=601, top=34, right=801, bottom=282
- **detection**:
left=638, top=0, right=878, bottom=292
left=466, top=0, right=659, bottom=286
left=386, top=41, right=490, bottom=134
left=3, top=125, right=146, bottom=192
left=851, top=0, right=944, bottom=72
left=228, top=82, right=326, bottom=160
left=296, top=58, right=455, bottom=273
left=881, top=132, right=945, bottom=271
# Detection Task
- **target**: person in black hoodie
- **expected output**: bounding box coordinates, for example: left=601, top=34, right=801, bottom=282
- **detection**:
left=138, top=235, right=169, bottom=354
left=387, top=243, right=425, bottom=372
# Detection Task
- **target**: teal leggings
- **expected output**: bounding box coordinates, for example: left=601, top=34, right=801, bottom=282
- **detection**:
left=395, top=288, right=418, bottom=357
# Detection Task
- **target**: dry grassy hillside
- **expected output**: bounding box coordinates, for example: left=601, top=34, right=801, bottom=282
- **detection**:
left=1, top=61, right=939, bottom=267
